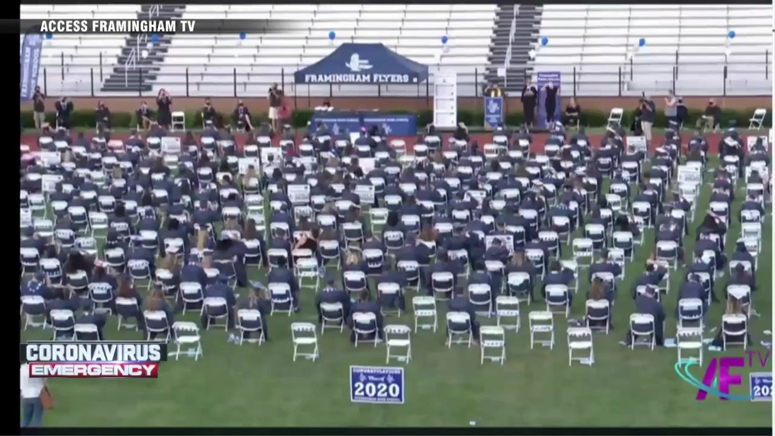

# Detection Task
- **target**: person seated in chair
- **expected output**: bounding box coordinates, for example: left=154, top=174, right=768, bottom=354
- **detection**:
left=447, top=288, right=480, bottom=346
left=588, top=250, right=622, bottom=282
left=348, top=289, right=384, bottom=344
left=316, top=275, right=351, bottom=326
left=267, top=255, right=300, bottom=312
left=136, top=101, right=154, bottom=130
left=625, top=286, right=665, bottom=347
left=586, top=278, right=614, bottom=329
left=542, top=260, right=575, bottom=306
left=236, top=285, right=270, bottom=341
left=709, top=298, right=752, bottom=348
left=677, top=274, right=708, bottom=320
left=201, top=273, right=237, bottom=330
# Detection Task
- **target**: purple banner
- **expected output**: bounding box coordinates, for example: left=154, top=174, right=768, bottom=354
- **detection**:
left=20, top=32, right=43, bottom=100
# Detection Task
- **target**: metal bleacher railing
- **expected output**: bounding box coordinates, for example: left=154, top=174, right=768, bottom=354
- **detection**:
left=33, top=51, right=772, bottom=99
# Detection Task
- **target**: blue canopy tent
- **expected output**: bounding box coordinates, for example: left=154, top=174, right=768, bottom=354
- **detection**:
left=294, top=43, right=429, bottom=85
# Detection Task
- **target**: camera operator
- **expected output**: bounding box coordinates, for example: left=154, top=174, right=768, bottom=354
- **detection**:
left=33, top=86, right=46, bottom=130
left=639, top=95, right=655, bottom=145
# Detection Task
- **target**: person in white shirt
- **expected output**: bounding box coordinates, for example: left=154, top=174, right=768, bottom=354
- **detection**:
left=20, top=363, right=46, bottom=427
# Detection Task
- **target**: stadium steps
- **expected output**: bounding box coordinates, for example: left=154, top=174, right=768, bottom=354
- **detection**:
left=503, top=4, right=542, bottom=94
left=484, top=4, right=516, bottom=91
left=101, top=4, right=186, bottom=93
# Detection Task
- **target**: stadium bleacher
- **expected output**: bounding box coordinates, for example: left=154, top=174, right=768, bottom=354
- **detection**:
left=536, top=4, right=773, bottom=96
left=20, top=5, right=142, bottom=96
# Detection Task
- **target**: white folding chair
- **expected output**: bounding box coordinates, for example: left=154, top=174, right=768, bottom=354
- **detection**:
left=291, top=322, right=319, bottom=362
left=572, top=238, right=594, bottom=267
left=721, top=314, right=748, bottom=350
left=319, top=302, right=345, bottom=334
left=529, top=311, right=554, bottom=350
left=677, top=327, right=703, bottom=366
left=545, top=284, right=570, bottom=318
left=495, top=295, right=520, bottom=332
left=352, top=312, right=380, bottom=347
left=384, top=324, right=412, bottom=364
left=567, top=327, right=594, bottom=366
left=446, top=312, right=473, bottom=348
left=412, top=296, right=437, bottom=332
left=678, top=298, right=704, bottom=329
left=480, top=326, right=506, bottom=365
left=237, top=310, right=265, bottom=346
left=269, top=283, right=294, bottom=316
left=585, top=299, right=610, bottom=334
left=748, top=108, right=766, bottom=130
left=170, top=322, right=203, bottom=360
left=629, top=314, right=656, bottom=350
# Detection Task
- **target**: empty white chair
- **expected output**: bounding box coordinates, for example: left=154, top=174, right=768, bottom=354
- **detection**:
left=567, top=327, right=594, bottom=366
left=572, top=238, right=594, bottom=267
left=20, top=295, right=47, bottom=330
left=291, top=322, right=319, bottom=362
left=529, top=311, right=554, bottom=350
left=384, top=324, right=412, bottom=364
left=480, top=325, right=506, bottom=365
left=412, top=296, right=437, bottom=332
left=495, top=296, right=520, bottom=331
left=676, top=327, right=703, bottom=366
left=446, top=312, right=472, bottom=348
left=629, top=314, right=656, bottom=350
left=171, top=322, right=203, bottom=360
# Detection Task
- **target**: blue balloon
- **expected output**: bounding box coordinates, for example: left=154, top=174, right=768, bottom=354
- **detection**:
left=328, top=31, right=336, bottom=40
left=639, top=38, right=646, bottom=47
left=441, top=35, right=448, bottom=44
left=239, top=32, right=246, bottom=40
left=728, top=30, right=736, bottom=39
left=151, top=33, right=159, bottom=43
left=541, top=36, right=548, bottom=46
left=45, top=33, right=53, bottom=40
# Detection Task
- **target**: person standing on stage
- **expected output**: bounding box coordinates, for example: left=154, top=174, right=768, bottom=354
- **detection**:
left=268, top=83, right=284, bottom=133
left=156, top=89, right=172, bottom=130
left=521, top=77, right=538, bottom=129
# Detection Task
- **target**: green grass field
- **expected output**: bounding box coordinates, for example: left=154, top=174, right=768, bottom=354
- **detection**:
left=21, top=157, right=772, bottom=427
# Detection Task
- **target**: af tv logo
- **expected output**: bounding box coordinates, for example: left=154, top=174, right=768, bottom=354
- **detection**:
left=675, top=350, right=772, bottom=401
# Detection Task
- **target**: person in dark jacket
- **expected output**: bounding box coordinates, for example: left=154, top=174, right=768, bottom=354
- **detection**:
left=447, top=288, right=481, bottom=345
left=267, top=256, right=300, bottom=312
left=347, top=289, right=384, bottom=344
left=315, top=275, right=351, bottom=325
left=236, top=286, right=271, bottom=341
left=625, top=286, right=665, bottom=346
left=202, top=274, right=237, bottom=330
left=542, top=260, right=575, bottom=305
left=521, top=77, right=538, bottom=128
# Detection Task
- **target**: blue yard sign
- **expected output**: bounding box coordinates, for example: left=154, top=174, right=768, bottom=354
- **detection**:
left=484, top=96, right=504, bottom=129
left=750, top=372, right=772, bottom=402
left=350, top=365, right=405, bottom=405
left=20, top=30, right=44, bottom=100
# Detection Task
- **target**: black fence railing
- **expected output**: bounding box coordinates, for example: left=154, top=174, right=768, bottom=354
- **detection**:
left=39, top=49, right=772, bottom=99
